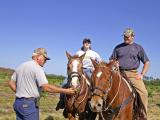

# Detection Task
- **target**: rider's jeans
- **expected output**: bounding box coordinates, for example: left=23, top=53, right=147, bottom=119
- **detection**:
left=123, top=70, right=148, bottom=118
left=83, top=68, right=92, bottom=80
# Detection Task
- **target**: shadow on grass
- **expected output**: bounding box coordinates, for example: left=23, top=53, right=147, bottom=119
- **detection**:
left=44, top=115, right=54, bottom=120
left=156, top=104, right=160, bottom=108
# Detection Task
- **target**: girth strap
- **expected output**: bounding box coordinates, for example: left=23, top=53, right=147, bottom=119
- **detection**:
left=105, top=93, right=133, bottom=119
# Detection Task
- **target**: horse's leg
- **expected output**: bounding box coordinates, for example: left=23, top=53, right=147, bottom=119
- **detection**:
left=99, top=112, right=110, bottom=120
left=79, top=113, right=85, bottom=120
left=79, top=111, right=97, bottom=120
left=88, top=112, right=97, bottom=120
left=68, top=113, right=76, bottom=120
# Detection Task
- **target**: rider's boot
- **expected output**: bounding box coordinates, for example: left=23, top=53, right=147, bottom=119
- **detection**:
left=56, top=93, right=65, bottom=111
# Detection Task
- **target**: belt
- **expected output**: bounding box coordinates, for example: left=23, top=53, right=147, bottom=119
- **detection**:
left=120, top=69, right=137, bottom=71
left=16, top=97, right=37, bottom=101
left=83, top=67, right=92, bottom=69
left=16, top=97, right=40, bottom=107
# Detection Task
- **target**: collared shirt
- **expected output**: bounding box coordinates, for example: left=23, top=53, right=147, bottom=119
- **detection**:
left=109, top=42, right=149, bottom=70
left=76, top=49, right=101, bottom=69
left=11, top=60, right=48, bottom=98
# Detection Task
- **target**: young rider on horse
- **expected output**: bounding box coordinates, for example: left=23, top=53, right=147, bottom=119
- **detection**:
left=56, top=38, right=102, bottom=110
left=76, top=38, right=102, bottom=80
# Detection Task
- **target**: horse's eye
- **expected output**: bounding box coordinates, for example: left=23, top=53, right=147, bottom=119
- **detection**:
left=67, top=66, right=70, bottom=70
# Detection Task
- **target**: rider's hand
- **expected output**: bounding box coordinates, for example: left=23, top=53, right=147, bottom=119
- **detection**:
left=136, top=73, right=143, bottom=80
left=115, top=61, right=119, bottom=68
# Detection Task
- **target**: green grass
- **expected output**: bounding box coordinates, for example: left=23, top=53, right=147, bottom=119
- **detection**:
left=47, top=74, right=65, bottom=85
left=144, top=80, right=160, bottom=97
left=0, top=73, right=160, bottom=120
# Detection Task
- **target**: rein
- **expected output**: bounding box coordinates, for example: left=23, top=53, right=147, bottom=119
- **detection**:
left=75, top=75, right=89, bottom=104
left=103, top=69, right=122, bottom=111
left=92, top=77, right=112, bottom=99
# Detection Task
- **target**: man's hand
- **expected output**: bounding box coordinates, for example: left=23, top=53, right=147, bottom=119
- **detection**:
left=65, top=88, right=77, bottom=95
left=136, top=73, right=143, bottom=80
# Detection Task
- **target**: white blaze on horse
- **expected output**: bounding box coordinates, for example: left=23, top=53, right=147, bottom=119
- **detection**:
left=64, top=51, right=97, bottom=120
left=89, top=60, right=145, bottom=120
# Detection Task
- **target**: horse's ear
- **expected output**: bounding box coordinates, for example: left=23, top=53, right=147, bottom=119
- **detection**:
left=107, top=60, right=119, bottom=71
left=91, top=59, right=98, bottom=68
left=66, top=51, right=72, bottom=60
left=80, top=53, right=86, bottom=60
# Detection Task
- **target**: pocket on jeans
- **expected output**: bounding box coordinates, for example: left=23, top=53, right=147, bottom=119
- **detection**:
left=16, top=100, right=37, bottom=116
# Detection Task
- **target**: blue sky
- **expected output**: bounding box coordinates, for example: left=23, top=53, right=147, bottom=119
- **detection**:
left=0, top=0, right=160, bottom=78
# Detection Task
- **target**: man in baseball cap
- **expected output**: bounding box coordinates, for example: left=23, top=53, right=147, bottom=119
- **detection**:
left=110, top=27, right=149, bottom=119
left=32, top=48, right=50, bottom=60
left=9, top=47, right=76, bottom=120
left=123, top=28, right=135, bottom=37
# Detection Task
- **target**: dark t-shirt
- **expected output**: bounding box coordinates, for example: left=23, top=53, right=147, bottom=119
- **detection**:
left=109, top=42, right=149, bottom=70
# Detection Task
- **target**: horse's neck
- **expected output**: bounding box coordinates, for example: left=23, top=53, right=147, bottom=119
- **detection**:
left=109, top=71, right=133, bottom=104
left=111, top=72, right=121, bottom=90
left=107, top=72, right=122, bottom=101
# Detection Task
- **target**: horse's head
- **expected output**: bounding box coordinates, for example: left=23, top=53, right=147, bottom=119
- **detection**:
left=89, top=59, right=118, bottom=112
left=66, top=51, right=85, bottom=88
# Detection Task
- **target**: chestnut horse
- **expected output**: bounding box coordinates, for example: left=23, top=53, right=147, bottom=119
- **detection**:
left=89, top=60, right=136, bottom=120
left=64, top=52, right=97, bottom=120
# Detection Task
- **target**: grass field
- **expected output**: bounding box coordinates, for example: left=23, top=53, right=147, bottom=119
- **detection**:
left=0, top=73, right=160, bottom=120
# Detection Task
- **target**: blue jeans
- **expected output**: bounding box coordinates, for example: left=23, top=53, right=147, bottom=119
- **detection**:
left=13, top=98, right=39, bottom=120
left=83, top=68, right=92, bottom=80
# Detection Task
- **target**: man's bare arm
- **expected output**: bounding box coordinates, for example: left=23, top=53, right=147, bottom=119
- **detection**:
left=8, top=80, right=16, bottom=92
left=41, top=84, right=76, bottom=95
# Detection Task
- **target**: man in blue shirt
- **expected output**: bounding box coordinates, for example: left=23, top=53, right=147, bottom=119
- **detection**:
left=110, top=28, right=150, bottom=119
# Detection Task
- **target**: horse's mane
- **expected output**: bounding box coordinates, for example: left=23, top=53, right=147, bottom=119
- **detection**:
left=71, top=55, right=79, bottom=59
left=99, top=61, right=107, bottom=67
left=98, top=60, right=117, bottom=69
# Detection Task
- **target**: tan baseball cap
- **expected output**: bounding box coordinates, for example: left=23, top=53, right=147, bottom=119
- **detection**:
left=123, top=28, right=135, bottom=37
left=32, top=48, right=50, bottom=60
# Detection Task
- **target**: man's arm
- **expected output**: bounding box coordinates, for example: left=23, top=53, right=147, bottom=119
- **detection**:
left=41, top=84, right=76, bottom=95
left=8, top=80, right=16, bottom=92
left=141, top=61, right=150, bottom=76
left=136, top=61, right=150, bottom=80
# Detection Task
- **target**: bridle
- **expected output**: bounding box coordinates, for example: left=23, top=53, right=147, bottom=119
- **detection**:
left=91, top=65, right=122, bottom=111
left=91, top=73, right=113, bottom=101
left=90, top=64, right=134, bottom=120
left=66, top=71, right=89, bottom=109
left=68, top=71, right=81, bottom=80
left=67, top=71, right=82, bottom=86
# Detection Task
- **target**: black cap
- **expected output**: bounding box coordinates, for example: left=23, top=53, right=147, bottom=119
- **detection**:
left=83, top=38, right=91, bottom=44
